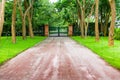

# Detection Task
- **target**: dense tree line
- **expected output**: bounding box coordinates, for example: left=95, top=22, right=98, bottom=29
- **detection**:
left=56, top=0, right=116, bottom=46
left=0, top=0, right=118, bottom=46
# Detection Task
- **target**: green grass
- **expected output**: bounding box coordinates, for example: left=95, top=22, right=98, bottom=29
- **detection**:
left=0, top=36, right=46, bottom=65
left=72, top=36, right=120, bottom=70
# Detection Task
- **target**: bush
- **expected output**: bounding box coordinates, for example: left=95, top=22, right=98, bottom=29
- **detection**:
left=114, top=28, right=120, bottom=40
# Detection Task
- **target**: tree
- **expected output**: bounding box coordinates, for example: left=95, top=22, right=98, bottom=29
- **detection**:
left=108, top=0, right=116, bottom=46
left=55, top=0, right=77, bottom=27
left=99, top=0, right=110, bottom=36
left=24, top=0, right=34, bottom=38
left=76, top=0, right=95, bottom=38
left=11, top=0, right=17, bottom=43
left=0, top=0, right=6, bottom=38
left=95, top=0, right=99, bottom=41
left=76, top=0, right=85, bottom=38
left=18, top=0, right=34, bottom=40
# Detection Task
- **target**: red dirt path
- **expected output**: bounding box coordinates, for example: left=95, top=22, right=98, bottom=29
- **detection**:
left=0, top=37, right=120, bottom=80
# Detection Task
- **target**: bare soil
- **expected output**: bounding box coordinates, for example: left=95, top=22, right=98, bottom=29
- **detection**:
left=0, top=37, right=120, bottom=80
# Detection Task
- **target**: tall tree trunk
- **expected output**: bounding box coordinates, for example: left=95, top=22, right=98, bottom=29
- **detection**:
left=85, top=3, right=95, bottom=37
left=18, top=6, right=26, bottom=40
left=11, top=0, right=17, bottom=43
left=24, top=0, right=34, bottom=38
left=0, top=0, right=6, bottom=38
left=27, top=13, right=34, bottom=38
left=22, top=17, right=26, bottom=40
left=76, top=0, right=84, bottom=38
left=104, top=13, right=110, bottom=36
left=108, top=0, right=116, bottom=46
left=78, top=11, right=84, bottom=38
left=81, top=9, right=85, bottom=38
left=18, top=0, right=33, bottom=40
left=77, top=0, right=95, bottom=38
left=95, top=0, right=99, bottom=41
left=17, top=0, right=26, bottom=40
left=82, top=0, right=85, bottom=38
left=100, top=6, right=103, bottom=35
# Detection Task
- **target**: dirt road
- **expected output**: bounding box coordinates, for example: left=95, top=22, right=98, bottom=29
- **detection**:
left=0, top=37, right=120, bottom=80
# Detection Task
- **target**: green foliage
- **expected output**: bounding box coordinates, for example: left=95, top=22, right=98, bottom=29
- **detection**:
left=72, top=36, right=120, bottom=69
left=114, top=28, right=120, bottom=40
left=33, top=0, right=61, bottom=27
left=32, top=0, right=76, bottom=27
left=3, top=0, right=120, bottom=35
left=0, top=36, right=46, bottom=65
left=55, top=0, right=77, bottom=25
left=4, top=0, right=22, bottom=32
left=4, top=1, right=13, bottom=32
left=116, top=0, right=120, bottom=22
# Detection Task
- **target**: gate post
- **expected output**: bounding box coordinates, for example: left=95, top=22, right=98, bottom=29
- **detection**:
left=68, top=25, right=73, bottom=36
left=45, top=24, right=49, bottom=36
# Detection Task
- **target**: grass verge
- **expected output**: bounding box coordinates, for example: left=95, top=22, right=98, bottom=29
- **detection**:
left=0, top=36, right=46, bottom=65
left=72, top=36, right=120, bottom=70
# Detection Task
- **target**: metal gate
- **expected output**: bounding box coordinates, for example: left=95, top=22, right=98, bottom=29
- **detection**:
left=49, top=27, right=68, bottom=37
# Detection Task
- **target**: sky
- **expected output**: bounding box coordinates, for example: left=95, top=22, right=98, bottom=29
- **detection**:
left=49, top=0, right=58, bottom=3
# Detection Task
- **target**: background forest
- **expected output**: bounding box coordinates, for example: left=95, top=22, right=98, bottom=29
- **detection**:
left=0, top=0, right=120, bottom=44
